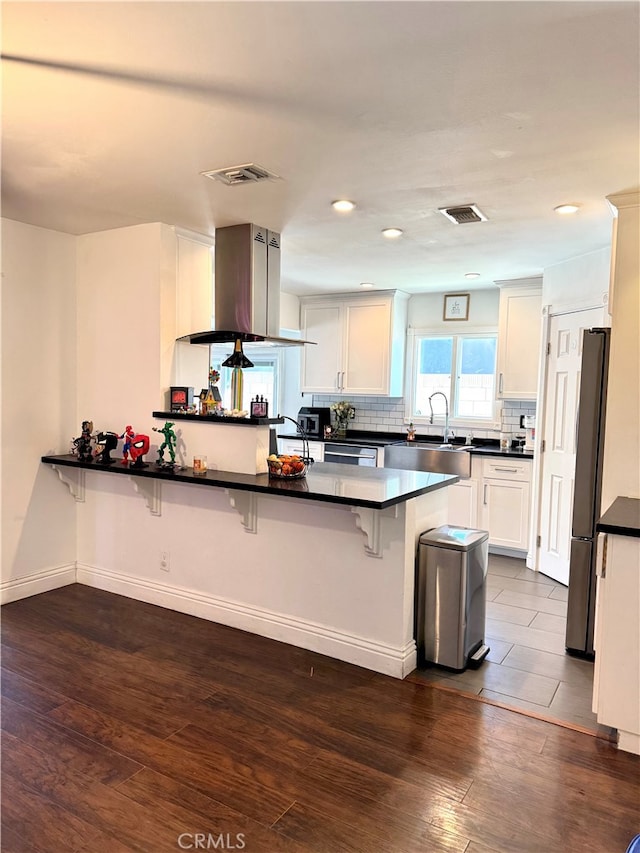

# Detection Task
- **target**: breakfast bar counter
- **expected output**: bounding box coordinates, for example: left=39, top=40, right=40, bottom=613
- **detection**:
left=41, top=455, right=459, bottom=679
left=41, top=454, right=457, bottom=510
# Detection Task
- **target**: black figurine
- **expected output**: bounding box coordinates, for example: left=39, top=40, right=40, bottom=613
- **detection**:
left=73, top=420, right=94, bottom=462
left=94, top=431, right=119, bottom=465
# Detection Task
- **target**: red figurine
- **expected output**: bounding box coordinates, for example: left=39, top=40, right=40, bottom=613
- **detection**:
left=119, top=425, right=136, bottom=465
left=129, top=434, right=150, bottom=468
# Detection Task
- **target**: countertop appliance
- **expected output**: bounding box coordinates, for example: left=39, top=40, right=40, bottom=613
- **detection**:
left=297, top=406, right=331, bottom=438
left=566, top=328, right=610, bottom=657
left=324, top=441, right=378, bottom=466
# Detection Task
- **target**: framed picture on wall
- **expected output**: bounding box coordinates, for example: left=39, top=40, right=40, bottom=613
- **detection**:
left=443, top=292, right=470, bottom=321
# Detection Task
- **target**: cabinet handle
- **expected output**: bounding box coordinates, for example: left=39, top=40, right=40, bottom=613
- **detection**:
left=499, top=373, right=504, bottom=393
left=336, top=371, right=340, bottom=391
left=341, top=371, right=345, bottom=390
left=483, top=484, right=488, bottom=505
left=494, top=466, right=518, bottom=473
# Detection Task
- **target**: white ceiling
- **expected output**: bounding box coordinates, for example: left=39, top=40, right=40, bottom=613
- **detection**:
left=2, top=1, right=639, bottom=296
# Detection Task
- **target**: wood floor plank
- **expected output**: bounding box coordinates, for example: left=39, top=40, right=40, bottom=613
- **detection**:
left=48, top=699, right=295, bottom=825
left=1, top=699, right=143, bottom=786
left=1, top=644, right=196, bottom=739
left=272, top=799, right=470, bottom=853
left=0, top=666, right=69, bottom=714
left=2, top=583, right=638, bottom=853
left=1, top=735, right=103, bottom=853
left=462, top=760, right=639, bottom=853
left=2, top=731, right=206, bottom=852
left=116, top=768, right=312, bottom=852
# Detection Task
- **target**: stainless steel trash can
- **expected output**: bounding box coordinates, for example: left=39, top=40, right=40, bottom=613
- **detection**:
left=417, top=525, right=489, bottom=671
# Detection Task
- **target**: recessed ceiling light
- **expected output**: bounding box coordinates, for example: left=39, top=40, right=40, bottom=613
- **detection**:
left=332, top=199, right=356, bottom=212
left=465, top=272, right=481, bottom=279
left=554, top=203, right=581, bottom=215
left=360, top=282, right=375, bottom=288
left=381, top=228, right=403, bottom=239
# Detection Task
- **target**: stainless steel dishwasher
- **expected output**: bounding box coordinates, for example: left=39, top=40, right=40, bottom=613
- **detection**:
left=323, top=442, right=378, bottom=466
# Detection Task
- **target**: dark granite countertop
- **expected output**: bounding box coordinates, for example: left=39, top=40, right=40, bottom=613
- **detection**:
left=597, top=497, right=640, bottom=538
left=277, top=431, right=534, bottom=459
left=41, top=454, right=459, bottom=511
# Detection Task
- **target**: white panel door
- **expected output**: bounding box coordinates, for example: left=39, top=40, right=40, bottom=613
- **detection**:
left=538, top=308, right=602, bottom=584
left=343, top=300, right=391, bottom=394
left=300, top=303, right=342, bottom=393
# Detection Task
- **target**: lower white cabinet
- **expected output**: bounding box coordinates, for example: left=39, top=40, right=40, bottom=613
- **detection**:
left=593, top=532, right=640, bottom=755
left=447, top=456, right=532, bottom=552
left=480, top=477, right=531, bottom=550
left=447, top=478, right=479, bottom=529
left=278, top=439, right=324, bottom=462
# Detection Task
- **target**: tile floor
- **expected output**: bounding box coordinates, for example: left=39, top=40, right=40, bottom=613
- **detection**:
left=409, top=554, right=601, bottom=734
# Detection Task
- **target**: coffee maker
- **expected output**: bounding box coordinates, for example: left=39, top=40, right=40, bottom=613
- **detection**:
left=297, top=406, right=331, bottom=437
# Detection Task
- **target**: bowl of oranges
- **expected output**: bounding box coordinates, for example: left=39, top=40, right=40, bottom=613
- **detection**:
left=266, top=453, right=307, bottom=479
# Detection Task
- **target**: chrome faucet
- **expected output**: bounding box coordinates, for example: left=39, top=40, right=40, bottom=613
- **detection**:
left=428, top=392, right=454, bottom=447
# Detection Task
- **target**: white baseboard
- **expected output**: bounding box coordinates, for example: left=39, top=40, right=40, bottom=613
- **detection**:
left=76, top=563, right=413, bottom=679
left=1, top=564, right=77, bottom=604
left=489, top=545, right=528, bottom=559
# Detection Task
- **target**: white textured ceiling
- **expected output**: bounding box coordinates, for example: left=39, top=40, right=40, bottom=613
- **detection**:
left=2, top=1, right=639, bottom=295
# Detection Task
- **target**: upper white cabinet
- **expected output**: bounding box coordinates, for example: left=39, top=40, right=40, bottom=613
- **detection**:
left=495, top=279, right=543, bottom=400
left=301, top=291, right=409, bottom=396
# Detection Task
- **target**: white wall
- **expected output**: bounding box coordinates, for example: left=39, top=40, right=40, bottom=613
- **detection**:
left=1, top=219, right=77, bottom=600
left=76, top=223, right=175, bottom=429
left=601, top=192, right=640, bottom=508
left=280, top=291, right=300, bottom=331
left=408, top=288, right=499, bottom=329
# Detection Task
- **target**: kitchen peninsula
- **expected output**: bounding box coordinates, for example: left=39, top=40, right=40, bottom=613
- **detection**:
left=41, top=453, right=457, bottom=678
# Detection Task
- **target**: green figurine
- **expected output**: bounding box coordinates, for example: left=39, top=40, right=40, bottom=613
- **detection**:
left=153, top=421, right=177, bottom=467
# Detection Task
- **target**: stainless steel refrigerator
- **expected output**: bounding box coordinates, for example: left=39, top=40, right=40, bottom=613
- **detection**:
left=566, top=328, right=610, bottom=657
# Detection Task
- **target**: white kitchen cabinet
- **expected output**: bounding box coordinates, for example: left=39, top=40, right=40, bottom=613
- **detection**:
left=278, top=438, right=324, bottom=462
left=592, top=530, right=640, bottom=755
left=301, top=291, right=409, bottom=396
left=496, top=280, right=543, bottom=400
left=172, top=229, right=214, bottom=391
left=479, top=457, right=532, bottom=551
left=447, top=478, right=479, bottom=529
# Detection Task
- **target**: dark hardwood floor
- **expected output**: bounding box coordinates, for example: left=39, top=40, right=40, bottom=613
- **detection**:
left=2, top=584, right=639, bottom=853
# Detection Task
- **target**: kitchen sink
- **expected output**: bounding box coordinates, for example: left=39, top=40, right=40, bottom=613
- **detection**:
left=384, top=442, right=472, bottom=477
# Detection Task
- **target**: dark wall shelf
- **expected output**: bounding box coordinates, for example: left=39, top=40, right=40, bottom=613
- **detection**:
left=152, top=411, right=284, bottom=426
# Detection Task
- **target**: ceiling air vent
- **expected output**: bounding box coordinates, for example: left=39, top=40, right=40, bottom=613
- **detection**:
left=439, top=204, right=488, bottom=224
left=201, top=163, right=281, bottom=186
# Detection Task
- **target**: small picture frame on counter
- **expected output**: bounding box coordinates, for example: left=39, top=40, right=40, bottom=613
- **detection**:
left=250, top=396, right=268, bottom=418
left=170, top=386, right=194, bottom=412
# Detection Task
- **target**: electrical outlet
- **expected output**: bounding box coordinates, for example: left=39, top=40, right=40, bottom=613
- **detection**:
left=160, top=551, right=170, bottom=572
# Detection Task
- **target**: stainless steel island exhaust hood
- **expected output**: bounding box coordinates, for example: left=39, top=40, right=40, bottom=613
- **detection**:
left=177, top=223, right=309, bottom=347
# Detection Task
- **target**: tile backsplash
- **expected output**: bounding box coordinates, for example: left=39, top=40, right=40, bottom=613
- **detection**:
left=312, top=395, right=536, bottom=439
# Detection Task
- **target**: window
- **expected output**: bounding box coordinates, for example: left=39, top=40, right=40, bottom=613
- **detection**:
left=409, top=331, right=497, bottom=423
left=210, top=344, right=280, bottom=412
